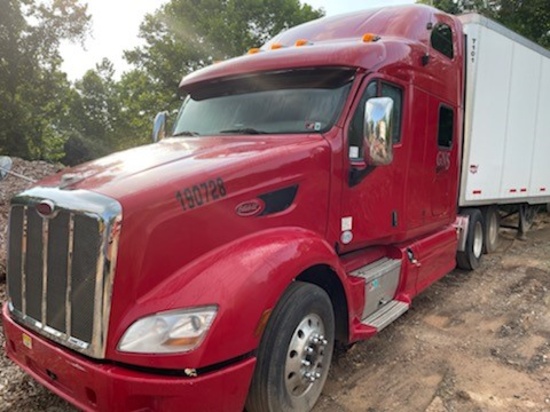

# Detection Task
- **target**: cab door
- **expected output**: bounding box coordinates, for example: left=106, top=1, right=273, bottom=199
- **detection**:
left=338, top=77, right=406, bottom=252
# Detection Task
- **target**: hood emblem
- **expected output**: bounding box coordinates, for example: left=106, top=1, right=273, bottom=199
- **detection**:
left=36, top=200, right=57, bottom=219
left=235, top=199, right=265, bottom=217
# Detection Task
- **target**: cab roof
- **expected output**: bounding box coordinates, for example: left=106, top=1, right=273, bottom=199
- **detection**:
left=179, top=5, right=444, bottom=92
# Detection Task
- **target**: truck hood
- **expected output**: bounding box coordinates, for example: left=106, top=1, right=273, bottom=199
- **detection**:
left=40, top=136, right=305, bottom=195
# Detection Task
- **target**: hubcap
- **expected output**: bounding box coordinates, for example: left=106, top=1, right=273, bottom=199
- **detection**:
left=284, top=314, right=328, bottom=397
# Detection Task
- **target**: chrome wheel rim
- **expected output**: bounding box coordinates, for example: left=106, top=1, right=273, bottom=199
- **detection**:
left=284, top=313, right=328, bottom=397
left=473, top=221, right=483, bottom=258
left=487, top=212, right=498, bottom=246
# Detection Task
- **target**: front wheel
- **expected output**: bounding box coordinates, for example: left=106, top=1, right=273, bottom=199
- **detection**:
left=457, top=208, right=484, bottom=271
left=246, top=282, right=335, bottom=412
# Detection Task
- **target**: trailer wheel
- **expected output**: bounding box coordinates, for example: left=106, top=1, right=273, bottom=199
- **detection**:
left=246, top=282, right=335, bottom=412
left=482, top=205, right=500, bottom=254
left=457, top=209, right=484, bottom=271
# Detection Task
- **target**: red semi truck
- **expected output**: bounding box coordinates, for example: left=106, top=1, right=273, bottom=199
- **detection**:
left=3, top=4, right=550, bottom=412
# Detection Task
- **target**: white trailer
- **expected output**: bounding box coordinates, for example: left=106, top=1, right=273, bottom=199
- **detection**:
left=458, top=14, right=550, bottom=249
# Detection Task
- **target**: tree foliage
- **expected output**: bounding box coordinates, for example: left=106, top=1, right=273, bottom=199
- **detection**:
left=418, top=0, right=550, bottom=48
left=0, top=0, right=90, bottom=160
left=61, top=59, right=120, bottom=165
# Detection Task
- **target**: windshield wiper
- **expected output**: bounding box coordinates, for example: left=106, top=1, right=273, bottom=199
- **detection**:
left=173, top=130, right=200, bottom=137
left=219, top=127, right=268, bottom=135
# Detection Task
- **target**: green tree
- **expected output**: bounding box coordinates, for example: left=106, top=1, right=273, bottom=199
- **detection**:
left=0, top=0, right=90, bottom=160
left=62, top=59, right=121, bottom=165
left=418, top=0, right=550, bottom=48
left=498, top=0, right=550, bottom=48
left=114, top=69, right=170, bottom=151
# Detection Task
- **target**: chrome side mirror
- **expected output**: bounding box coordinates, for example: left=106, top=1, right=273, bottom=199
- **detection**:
left=152, top=111, right=168, bottom=143
left=363, top=97, right=394, bottom=166
left=0, top=156, right=13, bottom=181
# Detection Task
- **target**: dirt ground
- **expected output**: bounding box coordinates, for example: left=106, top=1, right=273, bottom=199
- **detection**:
left=315, top=214, right=550, bottom=412
left=1, top=159, right=549, bottom=412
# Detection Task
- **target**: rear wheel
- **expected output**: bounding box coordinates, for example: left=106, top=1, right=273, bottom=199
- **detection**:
left=246, top=282, right=335, bottom=412
left=482, top=205, right=500, bottom=254
left=457, top=208, right=484, bottom=271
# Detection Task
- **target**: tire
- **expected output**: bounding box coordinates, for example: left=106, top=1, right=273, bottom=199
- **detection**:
left=457, top=208, right=484, bottom=271
left=482, top=205, right=500, bottom=254
left=246, top=282, right=335, bottom=412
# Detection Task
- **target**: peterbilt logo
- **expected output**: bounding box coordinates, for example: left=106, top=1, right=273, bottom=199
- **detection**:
left=235, top=199, right=265, bottom=217
left=35, top=200, right=57, bottom=219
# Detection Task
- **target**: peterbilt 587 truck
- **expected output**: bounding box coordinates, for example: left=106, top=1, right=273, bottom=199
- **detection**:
left=2, top=4, right=550, bottom=412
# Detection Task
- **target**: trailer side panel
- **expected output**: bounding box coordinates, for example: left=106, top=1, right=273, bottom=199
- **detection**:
left=459, top=15, right=550, bottom=207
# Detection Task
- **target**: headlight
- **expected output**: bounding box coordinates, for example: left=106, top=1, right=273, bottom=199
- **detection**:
left=117, top=306, right=218, bottom=354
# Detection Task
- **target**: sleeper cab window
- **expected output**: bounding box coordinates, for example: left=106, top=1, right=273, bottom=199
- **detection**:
left=438, top=105, right=454, bottom=149
left=431, top=23, right=454, bottom=59
left=348, top=80, right=403, bottom=160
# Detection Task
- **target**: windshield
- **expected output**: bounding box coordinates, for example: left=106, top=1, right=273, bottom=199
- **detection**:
left=173, top=68, right=354, bottom=136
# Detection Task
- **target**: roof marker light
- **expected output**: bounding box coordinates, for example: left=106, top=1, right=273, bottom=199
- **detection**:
left=270, top=42, right=284, bottom=50
left=295, top=39, right=311, bottom=47
left=362, top=33, right=380, bottom=43
left=247, top=48, right=261, bottom=55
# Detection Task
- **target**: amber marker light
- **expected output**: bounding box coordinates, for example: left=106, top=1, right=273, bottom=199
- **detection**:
left=362, top=33, right=380, bottom=42
left=247, top=48, right=261, bottom=55
left=270, top=42, right=284, bottom=50
left=254, top=309, right=273, bottom=337
left=295, top=39, right=311, bottom=47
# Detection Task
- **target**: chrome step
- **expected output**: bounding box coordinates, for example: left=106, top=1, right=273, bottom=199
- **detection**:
left=361, top=300, right=409, bottom=332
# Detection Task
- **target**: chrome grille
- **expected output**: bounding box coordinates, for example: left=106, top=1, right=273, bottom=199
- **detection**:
left=45, top=212, right=70, bottom=333
left=71, top=214, right=102, bottom=343
left=6, top=187, right=121, bottom=359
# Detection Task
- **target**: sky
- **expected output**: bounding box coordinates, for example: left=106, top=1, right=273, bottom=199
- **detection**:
left=60, top=0, right=416, bottom=81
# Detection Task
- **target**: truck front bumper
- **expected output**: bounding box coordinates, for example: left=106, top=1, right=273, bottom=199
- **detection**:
left=2, top=303, right=255, bottom=412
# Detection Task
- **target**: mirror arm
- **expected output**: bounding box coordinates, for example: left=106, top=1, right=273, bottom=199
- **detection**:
left=349, top=164, right=376, bottom=187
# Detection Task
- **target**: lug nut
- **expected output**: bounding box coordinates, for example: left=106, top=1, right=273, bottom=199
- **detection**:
left=301, top=360, right=311, bottom=366
left=306, top=346, right=314, bottom=354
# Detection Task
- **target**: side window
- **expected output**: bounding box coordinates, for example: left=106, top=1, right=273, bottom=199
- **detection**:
left=348, top=80, right=403, bottom=159
left=381, top=83, right=403, bottom=144
left=438, top=106, right=454, bottom=149
left=431, top=24, right=454, bottom=59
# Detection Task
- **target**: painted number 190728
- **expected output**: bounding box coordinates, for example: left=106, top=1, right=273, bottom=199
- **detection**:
left=175, top=178, right=227, bottom=211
